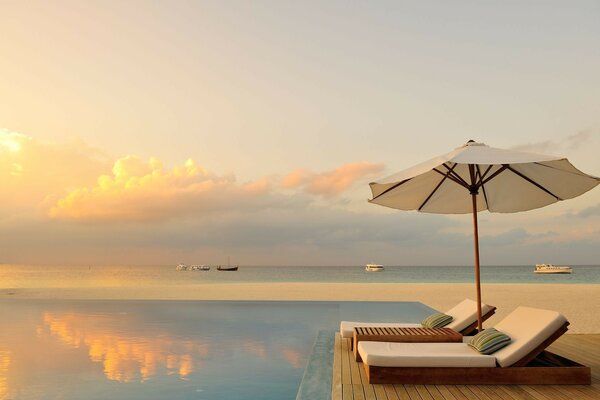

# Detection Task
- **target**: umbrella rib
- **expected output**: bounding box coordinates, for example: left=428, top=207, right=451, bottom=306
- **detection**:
left=476, top=165, right=489, bottom=208
left=418, top=164, right=457, bottom=211
left=433, top=168, right=470, bottom=190
left=479, top=165, right=494, bottom=182
left=441, top=163, right=471, bottom=188
left=481, top=164, right=509, bottom=186
left=506, top=165, right=562, bottom=200
left=534, top=161, right=600, bottom=180
left=370, top=178, right=412, bottom=201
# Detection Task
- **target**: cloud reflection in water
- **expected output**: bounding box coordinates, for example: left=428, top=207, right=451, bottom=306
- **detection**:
left=42, top=312, right=206, bottom=382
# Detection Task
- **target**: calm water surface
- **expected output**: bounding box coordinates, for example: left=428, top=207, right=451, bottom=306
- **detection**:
left=1, top=265, right=599, bottom=289
left=0, top=300, right=432, bottom=400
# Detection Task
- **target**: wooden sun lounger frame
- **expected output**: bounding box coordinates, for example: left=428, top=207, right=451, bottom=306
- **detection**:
left=362, top=321, right=592, bottom=385
left=349, top=305, right=497, bottom=352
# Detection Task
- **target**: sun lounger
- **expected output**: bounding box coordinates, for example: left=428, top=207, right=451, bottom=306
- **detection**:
left=340, top=299, right=496, bottom=349
left=357, top=306, right=591, bottom=385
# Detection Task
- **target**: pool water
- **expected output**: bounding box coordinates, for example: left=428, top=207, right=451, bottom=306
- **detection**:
left=0, top=300, right=433, bottom=400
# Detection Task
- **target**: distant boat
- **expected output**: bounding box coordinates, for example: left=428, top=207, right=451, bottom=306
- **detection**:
left=365, top=263, right=384, bottom=272
left=175, top=264, right=188, bottom=271
left=534, top=264, right=572, bottom=274
left=217, top=256, right=238, bottom=271
left=190, top=265, right=210, bottom=271
left=217, top=265, right=238, bottom=271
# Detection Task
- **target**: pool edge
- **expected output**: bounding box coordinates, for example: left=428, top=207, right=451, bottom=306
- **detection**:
left=295, top=330, right=334, bottom=400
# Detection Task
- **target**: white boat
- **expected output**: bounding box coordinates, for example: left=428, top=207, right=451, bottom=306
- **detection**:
left=190, top=265, right=210, bottom=271
left=175, top=264, right=188, bottom=271
left=365, top=263, right=384, bottom=272
left=534, top=264, right=572, bottom=274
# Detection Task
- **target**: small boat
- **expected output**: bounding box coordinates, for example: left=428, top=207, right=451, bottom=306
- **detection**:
left=365, top=263, right=384, bottom=272
left=217, top=265, right=238, bottom=271
left=534, top=264, right=572, bottom=274
left=175, top=264, right=188, bottom=271
left=190, top=265, right=210, bottom=271
left=217, top=257, right=238, bottom=271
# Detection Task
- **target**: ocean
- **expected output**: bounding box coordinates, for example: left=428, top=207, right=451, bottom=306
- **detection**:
left=1, top=264, right=600, bottom=289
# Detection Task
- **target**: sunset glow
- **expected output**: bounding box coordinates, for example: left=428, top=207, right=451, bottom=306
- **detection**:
left=3, top=2, right=599, bottom=400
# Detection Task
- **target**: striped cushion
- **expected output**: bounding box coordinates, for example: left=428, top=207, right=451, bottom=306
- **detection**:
left=421, top=313, right=453, bottom=328
left=468, top=328, right=512, bottom=354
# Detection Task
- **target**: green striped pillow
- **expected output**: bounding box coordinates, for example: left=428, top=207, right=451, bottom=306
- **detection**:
left=421, top=313, right=453, bottom=328
left=468, top=328, right=512, bottom=354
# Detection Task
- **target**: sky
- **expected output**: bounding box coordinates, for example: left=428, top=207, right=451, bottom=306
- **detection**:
left=1, top=0, right=599, bottom=265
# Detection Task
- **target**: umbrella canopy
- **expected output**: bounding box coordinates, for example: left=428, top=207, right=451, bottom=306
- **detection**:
left=369, top=140, right=599, bottom=330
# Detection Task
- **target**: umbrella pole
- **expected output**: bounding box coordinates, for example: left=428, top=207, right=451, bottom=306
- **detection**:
left=471, top=192, right=483, bottom=332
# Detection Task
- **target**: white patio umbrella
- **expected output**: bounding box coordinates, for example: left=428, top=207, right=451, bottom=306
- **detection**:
left=369, top=140, right=599, bottom=331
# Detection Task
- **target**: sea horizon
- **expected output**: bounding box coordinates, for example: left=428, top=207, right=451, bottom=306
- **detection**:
left=2, top=264, right=600, bottom=286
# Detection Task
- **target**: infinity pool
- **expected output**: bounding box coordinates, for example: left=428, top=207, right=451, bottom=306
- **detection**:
left=0, top=300, right=433, bottom=400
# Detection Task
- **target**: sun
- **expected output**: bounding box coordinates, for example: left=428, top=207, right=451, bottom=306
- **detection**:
left=0, top=130, right=26, bottom=153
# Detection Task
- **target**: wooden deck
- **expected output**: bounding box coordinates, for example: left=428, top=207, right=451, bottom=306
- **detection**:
left=332, top=333, right=600, bottom=400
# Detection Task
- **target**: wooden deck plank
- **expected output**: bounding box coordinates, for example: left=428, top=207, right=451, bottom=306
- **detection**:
left=519, top=386, right=553, bottom=400
left=552, top=385, right=600, bottom=400
left=404, top=384, right=423, bottom=400
left=455, top=386, right=481, bottom=400
left=341, top=337, right=353, bottom=385
left=353, top=384, right=366, bottom=400
left=350, top=350, right=364, bottom=384
left=469, top=385, right=506, bottom=400
left=331, top=333, right=600, bottom=400
left=383, top=384, right=401, bottom=400
left=333, top=333, right=343, bottom=400
left=392, top=385, right=412, bottom=400
left=415, top=385, right=435, bottom=400
left=343, top=384, right=354, bottom=400
left=525, top=385, right=571, bottom=400
left=551, top=337, right=600, bottom=362
left=433, top=385, right=458, bottom=400
left=493, top=385, right=540, bottom=400
left=358, top=368, right=376, bottom=400
left=424, top=385, right=446, bottom=400
left=359, top=369, right=377, bottom=400
left=373, top=384, right=388, bottom=400
left=446, top=386, right=470, bottom=400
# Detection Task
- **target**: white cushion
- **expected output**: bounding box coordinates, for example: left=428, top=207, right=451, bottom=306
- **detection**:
left=339, top=322, right=421, bottom=339
left=445, top=299, right=493, bottom=332
left=340, top=298, right=491, bottom=338
left=492, top=306, right=567, bottom=367
left=358, top=341, right=496, bottom=368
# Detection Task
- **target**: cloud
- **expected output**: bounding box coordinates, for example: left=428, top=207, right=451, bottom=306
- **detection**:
left=0, top=204, right=463, bottom=265
left=48, top=155, right=383, bottom=222
left=2, top=129, right=598, bottom=266
left=281, top=162, right=384, bottom=197
left=510, top=130, right=594, bottom=154
left=48, top=155, right=280, bottom=222
left=0, top=129, right=110, bottom=215
left=1, top=130, right=384, bottom=224
left=576, top=203, right=600, bottom=218
left=565, top=131, right=593, bottom=150
left=480, top=228, right=558, bottom=246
